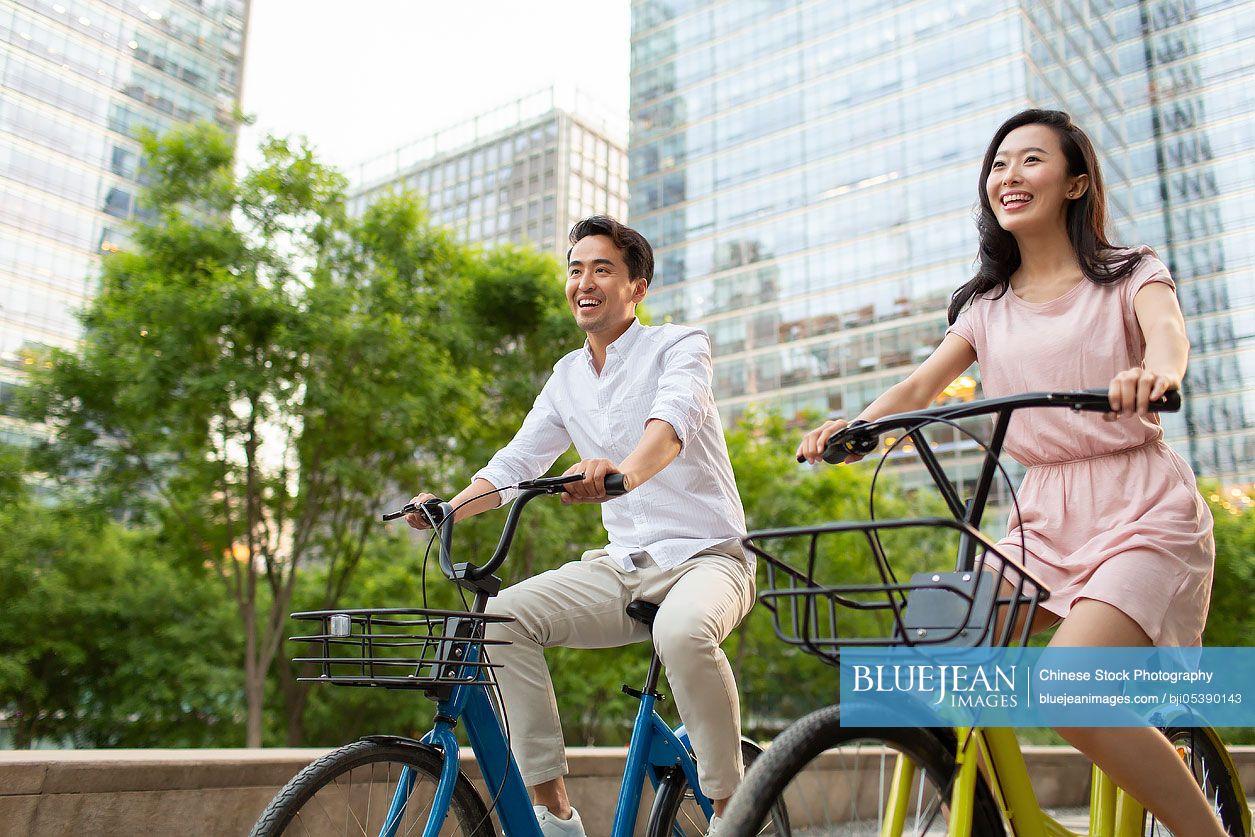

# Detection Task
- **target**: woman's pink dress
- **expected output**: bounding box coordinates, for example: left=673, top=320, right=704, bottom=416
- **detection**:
left=946, top=246, right=1214, bottom=646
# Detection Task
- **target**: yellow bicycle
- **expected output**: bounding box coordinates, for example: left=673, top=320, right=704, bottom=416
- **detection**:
left=724, top=390, right=1250, bottom=836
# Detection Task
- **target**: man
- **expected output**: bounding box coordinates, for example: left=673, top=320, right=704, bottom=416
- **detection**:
left=406, top=216, right=753, bottom=836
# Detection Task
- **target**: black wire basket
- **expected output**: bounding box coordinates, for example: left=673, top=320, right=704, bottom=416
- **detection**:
left=289, top=607, right=514, bottom=692
left=744, top=516, right=1051, bottom=666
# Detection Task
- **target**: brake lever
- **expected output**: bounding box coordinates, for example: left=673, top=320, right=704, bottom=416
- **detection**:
left=381, top=497, right=447, bottom=523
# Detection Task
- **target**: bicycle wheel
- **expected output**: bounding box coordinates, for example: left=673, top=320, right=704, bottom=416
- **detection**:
left=1144, top=726, right=1250, bottom=837
left=648, top=738, right=791, bottom=836
left=721, top=705, right=1005, bottom=837
left=251, top=739, right=491, bottom=837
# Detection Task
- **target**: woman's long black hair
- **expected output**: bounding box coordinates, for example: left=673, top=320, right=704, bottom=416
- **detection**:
left=947, top=109, right=1145, bottom=324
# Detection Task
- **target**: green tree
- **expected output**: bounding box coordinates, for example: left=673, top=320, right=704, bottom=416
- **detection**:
left=1200, top=482, right=1254, bottom=647
left=0, top=449, right=238, bottom=748
left=23, top=122, right=597, bottom=746
left=20, top=126, right=459, bottom=744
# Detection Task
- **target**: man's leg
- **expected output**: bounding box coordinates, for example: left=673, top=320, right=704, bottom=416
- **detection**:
left=647, top=549, right=755, bottom=816
left=484, top=552, right=650, bottom=817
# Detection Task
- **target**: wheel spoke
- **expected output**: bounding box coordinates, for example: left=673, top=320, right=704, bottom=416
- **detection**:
left=310, top=781, right=346, bottom=832
left=333, top=769, right=369, bottom=836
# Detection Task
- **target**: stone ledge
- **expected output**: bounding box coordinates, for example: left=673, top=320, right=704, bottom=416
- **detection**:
left=0, top=746, right=632, bottom=795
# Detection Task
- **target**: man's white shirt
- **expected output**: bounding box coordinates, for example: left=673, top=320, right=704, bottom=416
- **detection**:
left=475, top=318, right=748, bottom=571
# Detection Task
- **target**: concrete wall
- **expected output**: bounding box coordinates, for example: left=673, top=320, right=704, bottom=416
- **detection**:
left=1, top=745, right=1251, bottom=835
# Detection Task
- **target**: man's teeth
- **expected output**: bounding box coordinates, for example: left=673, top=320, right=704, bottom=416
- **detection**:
left=579, top=299, right=600, bottom=308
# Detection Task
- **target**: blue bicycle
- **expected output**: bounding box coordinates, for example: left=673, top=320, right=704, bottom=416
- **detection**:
left=251, top=472, right=789, bottom=837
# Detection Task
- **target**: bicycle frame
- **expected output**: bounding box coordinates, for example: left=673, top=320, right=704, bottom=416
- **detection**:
left=877, top=726, right=1145, bottom=837
left=386, top=641, right=708, bottom=837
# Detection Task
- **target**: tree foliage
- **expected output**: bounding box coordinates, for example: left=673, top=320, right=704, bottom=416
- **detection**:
left=20, top=122, right=578, bottom=746
left=0, top=447, right=238, bottom=748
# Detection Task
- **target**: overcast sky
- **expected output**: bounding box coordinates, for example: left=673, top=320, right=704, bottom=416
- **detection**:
left=236, top=1, right=631, bottom=177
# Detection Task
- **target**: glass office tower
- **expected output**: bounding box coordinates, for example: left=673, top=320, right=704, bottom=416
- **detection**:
left=349, top=88, right=628, bottom=262
left=0, top=0, right=249, bottom=445
left=629, top=0, right=1253, bottom=489
left=1111, top=0, right=1253, bottom=486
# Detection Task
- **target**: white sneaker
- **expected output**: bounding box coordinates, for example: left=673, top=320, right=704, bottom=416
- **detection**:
left=534, top=804, right=587, bottom=837
left=706, top=814, right=723, bottom=836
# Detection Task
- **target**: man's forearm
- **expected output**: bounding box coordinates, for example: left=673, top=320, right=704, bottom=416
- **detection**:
left=449, top=478, right=508, bottom=521
left=618, top=419, right=683, bottom=490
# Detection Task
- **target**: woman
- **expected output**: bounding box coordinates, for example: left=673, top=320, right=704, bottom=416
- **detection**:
left=799, top=109, right=1220, bottom=835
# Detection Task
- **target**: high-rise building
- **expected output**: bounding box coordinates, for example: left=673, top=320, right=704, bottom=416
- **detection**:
left=1107, top=0, right=1253, bottom=485
left=348, top=87, right=628, bottom=262
left=628, top=0, right=1253, bottom=489
left=0, top=0, right=249, bottom=445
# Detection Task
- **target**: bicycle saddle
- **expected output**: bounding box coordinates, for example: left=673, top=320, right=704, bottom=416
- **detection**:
left=626, top=600, right=660, bottom=629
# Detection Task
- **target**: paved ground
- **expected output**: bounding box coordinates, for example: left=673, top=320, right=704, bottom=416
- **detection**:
left=767, top=805, right=1255, bottom=835
left=1044, top=804, right=1255, bottom=834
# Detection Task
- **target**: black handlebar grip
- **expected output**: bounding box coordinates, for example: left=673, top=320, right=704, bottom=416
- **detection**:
left=1074, top=388, right=1182, bottom=413
left=559, top=474, right=627, bottom=494
left=822, top=431, right=879, bottom=464
left=559, top=472, right=628, bottom=496
left=795, top=420, right=878, bottom=464
left=1150, top=389, right=1181, bottom=412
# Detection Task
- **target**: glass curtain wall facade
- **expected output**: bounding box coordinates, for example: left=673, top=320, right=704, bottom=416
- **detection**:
left=0, top=0, right=248, bottom=444
left=1024, top=0, right=1254, bottom=486
left=1114, top=0, right=1253, bottom=486
left=349, top=89, right=628, bottom=262
left=629, top=0, right=1253, bottom=489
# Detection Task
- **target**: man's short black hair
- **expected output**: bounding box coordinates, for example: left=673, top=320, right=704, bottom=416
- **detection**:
left=567, top=216, right=655, bottom=286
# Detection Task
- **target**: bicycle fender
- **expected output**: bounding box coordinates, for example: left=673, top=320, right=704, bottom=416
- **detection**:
left=362, top=734, right=437, bottom=751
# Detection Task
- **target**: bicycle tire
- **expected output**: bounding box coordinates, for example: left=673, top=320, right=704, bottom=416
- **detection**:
left=721, top=705, right=1005, bottom=837
left=647, top=738, right=792, bottom=836
left=1144, top=726, right=1250, bottom=837
left=251, top=738, right=491, bottom=836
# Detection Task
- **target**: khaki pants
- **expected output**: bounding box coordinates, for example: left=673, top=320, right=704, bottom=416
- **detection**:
left=484, top=545, right=756, bottom=799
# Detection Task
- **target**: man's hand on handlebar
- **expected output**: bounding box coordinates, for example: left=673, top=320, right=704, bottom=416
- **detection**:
left=797, top=419, right=865, bottom=465
left=1106, top=368, right=1180, bottom=421
left=561, top=459, right=631, bottom=504
left=403, top=493, right=441, bottom=530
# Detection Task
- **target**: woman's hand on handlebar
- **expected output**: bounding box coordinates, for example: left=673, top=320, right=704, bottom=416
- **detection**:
left=797, top=419, right=864, bottom=465
left=1106, top=368, right=1180, bottom=421
left=561, top=459, right=630, bottom=503
left=403, top=493, right=440, bottom=529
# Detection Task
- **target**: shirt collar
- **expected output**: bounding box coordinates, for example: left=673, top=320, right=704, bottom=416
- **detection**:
left=582, top=318, right=644, bottom=368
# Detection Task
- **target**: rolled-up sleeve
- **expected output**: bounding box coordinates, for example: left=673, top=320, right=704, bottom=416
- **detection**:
left=474, top=381, right=571, bottom=505
left=647, top=331, right=714, bottom=449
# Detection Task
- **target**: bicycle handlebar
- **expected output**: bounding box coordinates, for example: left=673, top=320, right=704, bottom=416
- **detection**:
left=381, top=472, right=627, bottom=584
left=812, top=388, right=1181, bottom=465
